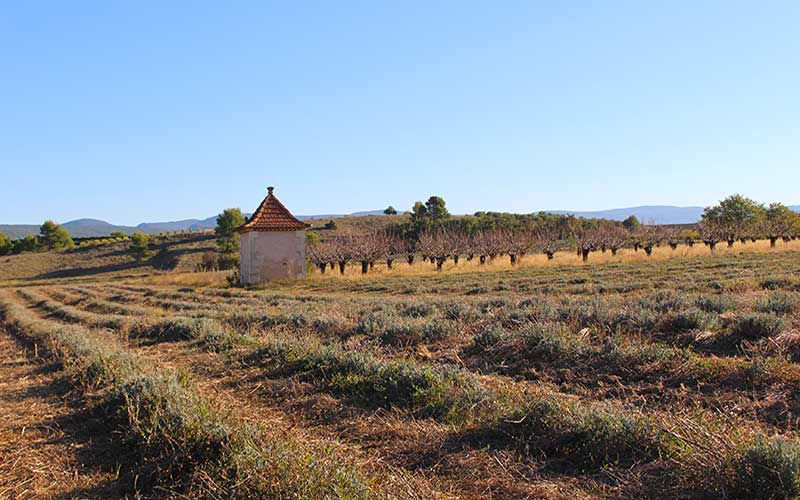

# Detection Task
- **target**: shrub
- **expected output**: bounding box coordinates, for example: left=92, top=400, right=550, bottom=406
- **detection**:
left=401, top=303, right=435, bottom=318
left=735, top=435, right=800, bottom=500
left=760, top=277, right=793, bottom=290
left=493, top=397, right=673, bottom=471
left=757, top=291, right=800, bottom=315
left=130, top=232, right=150, bottom=261
left=661, top=308, right=717, bottom=333
left=731, top=314, right=786, bottom=341
left=472, top=325, right=507, bottom=349
left=443, top=302, right=476, bottom=320
left=696, top=295, right=737, bottom=313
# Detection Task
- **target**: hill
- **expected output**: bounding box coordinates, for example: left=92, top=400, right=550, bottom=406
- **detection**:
left=3, top=206, right=799, bottom=239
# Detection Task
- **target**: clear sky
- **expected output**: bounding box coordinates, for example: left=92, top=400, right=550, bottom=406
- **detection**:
left=2, top=1, right=798, bottom=225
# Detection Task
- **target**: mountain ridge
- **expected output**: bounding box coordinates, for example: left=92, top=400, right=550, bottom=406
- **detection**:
left=2, top=206, right=798, bottom=239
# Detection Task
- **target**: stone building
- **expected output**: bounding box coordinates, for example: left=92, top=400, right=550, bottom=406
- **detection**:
left=237, top=187, right=309, bottom=285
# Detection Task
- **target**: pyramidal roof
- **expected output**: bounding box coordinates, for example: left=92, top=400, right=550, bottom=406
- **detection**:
left=237, top=187, right=309, bottom=233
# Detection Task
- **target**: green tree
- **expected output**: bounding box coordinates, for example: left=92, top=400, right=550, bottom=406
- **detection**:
left=129, top=232, right=150, bottom=261
left=39, top=220, right=74, bottom=250
left=409, top=196, right=450, bottom=234
left=763, top=203, right=798, bottom=247
left=383, top=206, right=397, bottom=215
left=410, top=201, right=427, bottom=225
left=0, top=232, right=11, bottom=255
left=110, top=231, right=127, bottom=239
left=424, top=196, right=450, bottom=221
left=622, top=215, right=640, bottom=231
left=215, top=208, right=245, bottom=269
left=703, top=195, right=764, bottom=247
left=13, top=235, right=39, bottom=254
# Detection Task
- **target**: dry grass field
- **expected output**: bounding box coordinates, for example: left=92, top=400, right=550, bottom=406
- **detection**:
left=2, top=240, right=800, bottom=499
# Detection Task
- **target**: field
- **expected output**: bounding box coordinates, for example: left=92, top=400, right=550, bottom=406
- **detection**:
left=2, top=243, right=800, bottom=499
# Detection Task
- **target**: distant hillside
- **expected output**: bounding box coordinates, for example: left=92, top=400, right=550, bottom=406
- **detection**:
left=546, top=206, right=706, bottom=224
left=3, top=206, right=798, bottom=239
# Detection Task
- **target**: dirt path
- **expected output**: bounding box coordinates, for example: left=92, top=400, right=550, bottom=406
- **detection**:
left=0, top=330, right=124, bottom=500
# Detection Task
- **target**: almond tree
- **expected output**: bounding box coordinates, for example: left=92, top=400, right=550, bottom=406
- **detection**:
left=502, top=229, right=534, bottom=265
left=599, top=225, right=628, bottom=256
left=329, top=233, right=355, bottom=274
left=472, top=230, right=503, bottom=264
left=637, top=226, right=664, bottom=256
left=307, top=239, right=333, bottom=274
left=699, top=219, right=724, bottom=253
left=352, top=229, right=389, bottom=273
left=447, top=229, right=469, bottom=265
left=571, top=223, right=599, bottom=262
left=417, top=229, right=452, bottom=271
left=663, top=227, right=682, bottom=250
left=535, top=222, right=568, bottom=260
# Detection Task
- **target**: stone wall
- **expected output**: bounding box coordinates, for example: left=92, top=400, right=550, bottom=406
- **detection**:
left=239, top=230, right=306, bottom=284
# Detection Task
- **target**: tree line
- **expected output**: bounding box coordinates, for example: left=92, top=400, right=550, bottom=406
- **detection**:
left=0, top=220, right=75, bottom=255
left=305, top=195, right=800, bottom=274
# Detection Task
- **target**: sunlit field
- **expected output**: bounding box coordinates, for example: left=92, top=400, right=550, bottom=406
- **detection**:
left=3, top=238, right=800, bottom=499
left=305, top=237, right=800, bottom=279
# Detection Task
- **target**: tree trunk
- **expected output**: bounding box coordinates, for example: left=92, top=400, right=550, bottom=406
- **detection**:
left=479, top=255, right=486, bottom=264
left=510, top=254, right=517, bottom=265
left=727, top=239, right=735, bottom=248
left=318, top=263, right=327, bottom=274
left=708, top=242, right=717, bottom=252
left=577, top=248, right=582, bottom=257
left=453, top=255, right=459, bottom=265
left=386, top=258, right=393, bottom=269
left=361, top=261, right=369, bottom=274
left=581, top=249, right=590, bottom=262
left=611, top=248, right=618, bottom=256
left=467, top=254, right=474, bottom=261
left=546, top=251, right=554, bottom=260
left=644, top=245, right=653, bottom=256
left=369, top=261, right=375, bottom=270
left=770, top=237, right=777, bottom=248
left=338, top=261, right=346, bottom=274
left=601, top=244, right=607, bottom=253
left=669, top=243, right=678, bottom=250
left=687, top=240, right=694, bottom=247
left=633, top=243, right=640, bottom=252
left=407, top=254, right=415, bottom=265
left=436, top=257, right=445, bottom=271
left=329, top=262, right=335, bottom=270
left=429, top=256, right=435, bottom=264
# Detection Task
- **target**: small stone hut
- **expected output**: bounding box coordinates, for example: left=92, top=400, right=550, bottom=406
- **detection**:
left=237, top=186, right=309, bottom=285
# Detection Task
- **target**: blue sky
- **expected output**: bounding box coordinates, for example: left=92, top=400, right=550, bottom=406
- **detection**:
left=2, top=1, right=798, bottom=225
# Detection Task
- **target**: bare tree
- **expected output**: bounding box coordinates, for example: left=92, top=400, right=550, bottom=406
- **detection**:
left=329, top=233, right=355, bottom=274
left=637, top=226, right=664, bottom=256
left=307, top=239, right=333, bottom=274
left=699, top=220, right=724, bottom=253
left=571, top=223, right=599, bottom=262
left=535, top=222, right=568, bottom=260
left=500, top=229, right=534, bottom=265
left=598, top=225, right=628, bottom=256
left=472, top=230, right=503, bottom=264
left=351, top=229, right=389, bottom=273
left=417, top=229, right=450, bottom=271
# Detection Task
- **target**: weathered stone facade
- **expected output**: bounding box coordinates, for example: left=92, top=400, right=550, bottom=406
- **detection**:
left=237, top=186, right=309, bottom=285
left=239, top=230, right=306, bottom=284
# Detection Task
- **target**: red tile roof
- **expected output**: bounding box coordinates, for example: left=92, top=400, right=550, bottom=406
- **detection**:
left=237, top=187, right=309, bottom=233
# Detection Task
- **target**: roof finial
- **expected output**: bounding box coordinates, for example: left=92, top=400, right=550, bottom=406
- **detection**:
left=267, top=186, right=274, bottom=195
